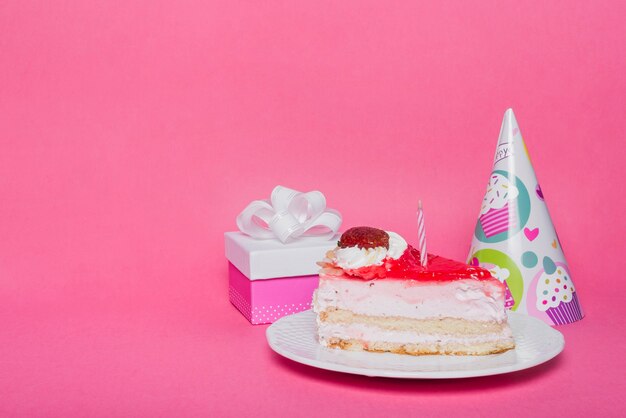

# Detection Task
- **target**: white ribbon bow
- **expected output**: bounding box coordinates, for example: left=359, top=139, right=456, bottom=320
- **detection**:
left=236, top=186, right=342, bottom=243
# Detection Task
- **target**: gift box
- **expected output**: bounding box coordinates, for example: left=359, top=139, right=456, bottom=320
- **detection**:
left=226, top=185, right=342, bottom=324
left=225, top=232, right=338, bottom=324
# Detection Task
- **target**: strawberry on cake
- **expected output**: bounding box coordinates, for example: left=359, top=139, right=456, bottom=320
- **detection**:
left=313, top=227, right=515, bottom=356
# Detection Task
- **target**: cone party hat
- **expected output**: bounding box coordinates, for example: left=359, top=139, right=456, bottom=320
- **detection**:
left=468, top=109, right=583, bottom=326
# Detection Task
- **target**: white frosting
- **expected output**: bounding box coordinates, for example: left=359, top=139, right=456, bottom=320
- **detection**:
left=333, top=246, right=387, bottom=269
left=480, top=173, right=519, bottom=215
left=536, top=266, right=575, bottom=311
left=386, top=231, right=408, bottom=259
left=333, top=230, right=407, bottom=269
left=313, top=275, right=507, bottom=323
left=317, top=322, right=513, bottom=346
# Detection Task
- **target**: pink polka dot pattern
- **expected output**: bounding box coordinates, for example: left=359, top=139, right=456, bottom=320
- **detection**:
left=229, top=285, right=312, bottom=325
left=229, top=286, right=252, bottom=322
left=251, top=302, right=312, bottom=324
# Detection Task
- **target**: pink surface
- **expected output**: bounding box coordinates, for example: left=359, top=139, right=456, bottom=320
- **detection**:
left=1, top=1, right=625, bottom=416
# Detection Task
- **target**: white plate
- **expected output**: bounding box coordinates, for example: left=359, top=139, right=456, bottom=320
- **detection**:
left=266, top=310, right=564, bottom=378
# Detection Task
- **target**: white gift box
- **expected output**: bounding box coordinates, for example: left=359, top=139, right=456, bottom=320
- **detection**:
left=225, top=232, right=338, bottom=324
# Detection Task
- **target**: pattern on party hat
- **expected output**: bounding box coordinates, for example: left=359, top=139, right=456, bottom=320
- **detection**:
left=468, top=109, right=583, bottom=326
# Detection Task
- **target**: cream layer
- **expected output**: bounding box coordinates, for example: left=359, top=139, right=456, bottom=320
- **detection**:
left=313, top=274, right=508, bottom=323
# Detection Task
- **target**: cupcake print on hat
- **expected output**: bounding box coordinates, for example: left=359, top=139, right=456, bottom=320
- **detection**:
left=529, top=257, right=583, bottom=325
left=479, top=173, right=519, bottom=238
left=474, top=170, right=531, bottom=243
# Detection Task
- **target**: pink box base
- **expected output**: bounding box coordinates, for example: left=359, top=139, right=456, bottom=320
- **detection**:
left=228, top=262, right=319, bottom=325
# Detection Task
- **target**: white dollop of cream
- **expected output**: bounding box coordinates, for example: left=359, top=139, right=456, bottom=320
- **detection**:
left=386, top=231, right=408, bottom=259
left=334, top=230, right=408, bottom=269
left=334, top=246, right=387, bottom=269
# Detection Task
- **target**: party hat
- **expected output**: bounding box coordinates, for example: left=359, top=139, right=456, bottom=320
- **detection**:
left=468, top=109, right=583, bottom=326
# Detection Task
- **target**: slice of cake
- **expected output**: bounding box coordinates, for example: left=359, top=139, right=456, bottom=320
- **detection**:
left=312, top=227, right=515, bottom=355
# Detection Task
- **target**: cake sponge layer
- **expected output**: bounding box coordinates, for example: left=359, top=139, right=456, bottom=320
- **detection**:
left=325, top=337, right=515, bottom=356
left=317, top=309, right=515, bottom=356
left=320, top=308, right=508, bottom=335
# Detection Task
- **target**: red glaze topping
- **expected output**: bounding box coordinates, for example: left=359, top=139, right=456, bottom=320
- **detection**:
left=341, top=246, right=494, bottom=282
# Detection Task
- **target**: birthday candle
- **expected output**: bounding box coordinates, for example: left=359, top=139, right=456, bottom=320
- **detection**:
left=417, top=200, right=427, bottom=267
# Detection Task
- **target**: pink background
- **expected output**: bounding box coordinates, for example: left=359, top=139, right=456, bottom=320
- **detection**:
left=2, top=1, right=625, bottom=416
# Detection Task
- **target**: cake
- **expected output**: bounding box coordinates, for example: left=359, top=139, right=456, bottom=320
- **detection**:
left=471, top=259, right=516, bottom=309
left=312, top=226, right=515, bottom=355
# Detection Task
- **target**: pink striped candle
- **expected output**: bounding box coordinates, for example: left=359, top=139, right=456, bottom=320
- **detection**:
left=417, top=200, right=427, bottom=267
